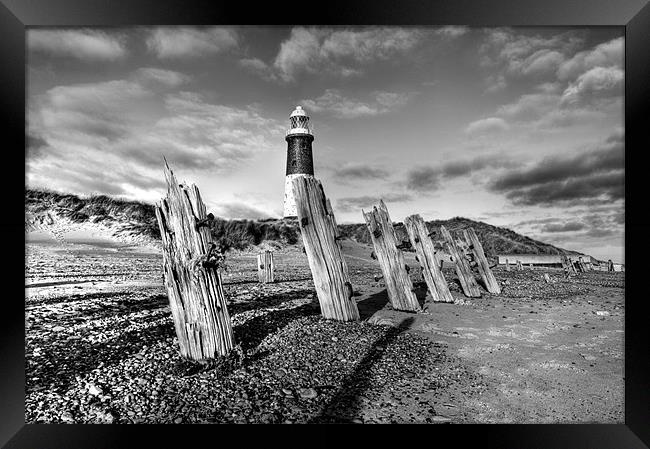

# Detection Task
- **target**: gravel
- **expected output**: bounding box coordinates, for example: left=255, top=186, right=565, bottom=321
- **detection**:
left=27, top=244, right=619, bottom=424
left=26, top=265, right=484, bottom=424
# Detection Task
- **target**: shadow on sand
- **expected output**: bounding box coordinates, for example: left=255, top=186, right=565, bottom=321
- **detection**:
left=355, top=289, right=390, bottom=321
left=356, top=284, right=429, bottom=320
left=234, top=300, right=321, bottom=359
left=309, top=316, right=416, bottom=423
left=227, top=288, right=316, bottom=315
left=224, top=276, right=313, bottom=287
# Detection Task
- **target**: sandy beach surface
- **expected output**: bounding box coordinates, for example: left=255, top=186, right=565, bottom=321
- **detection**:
left=25, top=238, right=624, bottom=424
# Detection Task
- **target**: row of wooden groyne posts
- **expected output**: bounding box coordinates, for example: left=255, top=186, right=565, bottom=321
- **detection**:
left=156, top=163, right=511, bottom=361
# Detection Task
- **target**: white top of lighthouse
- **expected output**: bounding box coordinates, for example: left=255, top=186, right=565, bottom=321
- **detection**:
left=287, top=105, right=313, bottom=136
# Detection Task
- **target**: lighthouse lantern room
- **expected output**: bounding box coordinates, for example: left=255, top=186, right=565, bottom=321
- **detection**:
left=283, top=106, right=315, bottom=218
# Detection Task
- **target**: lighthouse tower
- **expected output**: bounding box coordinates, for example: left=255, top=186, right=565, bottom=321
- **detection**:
left=283, top=106, right=315, bottom=218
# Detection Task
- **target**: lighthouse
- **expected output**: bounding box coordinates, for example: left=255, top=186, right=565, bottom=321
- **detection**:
left=283, top=106, right=315, bottom=218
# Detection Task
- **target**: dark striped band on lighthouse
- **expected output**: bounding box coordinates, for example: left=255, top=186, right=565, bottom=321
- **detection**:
left=283, top=106, right=315, bottom=218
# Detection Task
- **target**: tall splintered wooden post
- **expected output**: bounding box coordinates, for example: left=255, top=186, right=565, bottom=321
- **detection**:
left=440, top=225, right=481, bottom=298
left=155, top=163, right=234, bottom=360
left=292, top=176, right=359, bottom=321
left=257, top=250, right=274, bottom=283
left=505, top=258, right=510, bottom=271
left=461, top=227, right=501, bottom=294
left=325, top=198, right=341, bottom=242
left=363, top=201, right=420, bottom=312
left=404, top=214, right=453, bottom=303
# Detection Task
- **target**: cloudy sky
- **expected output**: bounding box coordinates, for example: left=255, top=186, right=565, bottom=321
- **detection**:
left=26, top=26, right=624, bottom=262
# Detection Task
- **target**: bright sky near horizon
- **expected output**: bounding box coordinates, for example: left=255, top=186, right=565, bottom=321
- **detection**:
left=26, top=26, right=624, bottom=262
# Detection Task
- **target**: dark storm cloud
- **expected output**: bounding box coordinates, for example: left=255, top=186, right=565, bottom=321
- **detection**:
left=489, top=132, right=624, bottom=207
left=27, top=134, right=47, bottom=150
left=581, top=210, right=625, bottom=234
left=27, top=134, right=49, bottom=160
left=337, top=193, right=413, bottom=213
left=512, top=217, right=559, bottom=227
left=503, top=171, right=624, bottom=206
left=537, top=226, right=620, bottom=249
left=491, top=140, right=623, bottom=192
left=502, top=197, right=623, bottom=258
left=405, top=167, right=441, bottom=192
left=512, top=213, right=620, bottom=235
left=441, top=154, right=519, bottom=178
left=583, top=227, right=618, bottom=238
left=541, top=222, right=586, bottom=233
left=405, top=153, right=521, bottom=192
left=330, top=164, right=390, bottom=182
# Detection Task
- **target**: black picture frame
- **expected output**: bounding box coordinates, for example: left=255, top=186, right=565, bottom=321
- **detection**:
left=3, top=0, right=649, bottom=447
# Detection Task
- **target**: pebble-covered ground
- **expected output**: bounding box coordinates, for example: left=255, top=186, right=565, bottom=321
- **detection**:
left=25, top=242, right=487, bottom=424
left=25, top=240, right=624, bottom=424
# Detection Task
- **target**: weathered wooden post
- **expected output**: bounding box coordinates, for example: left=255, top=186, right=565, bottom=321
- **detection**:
left=569, top=256, right=578, bottom=274
left=461, top=227, right=501, bottom=294
left=440, top=225, right=481, bottom=298
left=257, top=250, right=275, bottom=283
left=155, top=163, right=234, bottom=360
left=562, top=257, right=570, bottom=278
left=411, top=256, right=425, bottom=284
left=404, top=214, right=454, bottom=303
left=292, top=176, right=359, bottom=321
left=325, top=198, right=339, bottom=235
left=505, top=258, right=510, bottom=271
left=363, top=201, right=420, bottom=311
left=416, top=265, right=425, bottom=283
left=324, top=197, right=344, bottom=253
left=561, top=255, right=573, bottom=277
left=578, top=257, right=589, bottom=273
